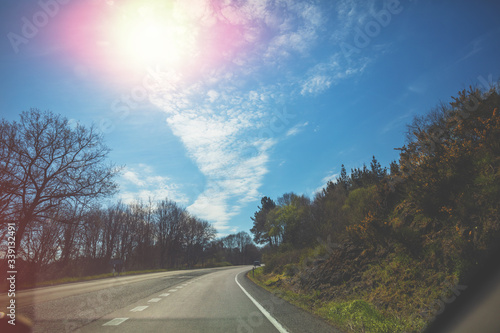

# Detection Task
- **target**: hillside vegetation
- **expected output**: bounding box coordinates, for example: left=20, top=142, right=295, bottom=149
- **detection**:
left=250, top=88, right=500, bottom=332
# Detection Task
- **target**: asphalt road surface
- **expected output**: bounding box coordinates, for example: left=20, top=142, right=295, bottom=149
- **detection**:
left=2, top=266, right=340, bottom=333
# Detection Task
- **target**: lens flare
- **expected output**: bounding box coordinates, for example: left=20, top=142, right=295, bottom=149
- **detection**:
left=110, top=3, right=192, bottom=69
left=56, top=0, right=252, bottom=86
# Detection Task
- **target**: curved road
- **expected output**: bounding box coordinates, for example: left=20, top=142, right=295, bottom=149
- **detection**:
left=4, top=266, right=340, bottom=333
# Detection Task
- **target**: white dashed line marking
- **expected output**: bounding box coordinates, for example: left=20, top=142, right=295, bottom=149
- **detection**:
left=159, top=293, right=170, bottom=297
left=103, top=318, right=128, bottom=326
left=148, top=298, right=161, bottom=303
left=168, top=289, right=178, bottom=292
left=130, top=306, right=149, bottom=312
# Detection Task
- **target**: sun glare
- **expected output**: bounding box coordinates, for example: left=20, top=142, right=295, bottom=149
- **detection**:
left=110, top=3, right=193, bottom=69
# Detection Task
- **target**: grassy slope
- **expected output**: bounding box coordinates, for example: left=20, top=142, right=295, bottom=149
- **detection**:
left=247, top=246, right=450, bottom=333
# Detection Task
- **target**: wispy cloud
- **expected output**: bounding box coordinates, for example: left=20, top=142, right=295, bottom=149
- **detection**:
left=149, top=71, right=279, bottom=229
left=301, top=75, right=332, bottom=95
left=300, top=54, right=370, bottom=96
left=314, top=171, right=339, bottom=194
left=322, top=172, right=339, bottom=185
left=286, top=121, right=309, bottom=136
left=119, top=165, right=188, bottom=205
left=454, top=36, right=484, bottom=65
left=142, top=0, right=386, bottom=231
left=380, top=109, right=414, bottom=134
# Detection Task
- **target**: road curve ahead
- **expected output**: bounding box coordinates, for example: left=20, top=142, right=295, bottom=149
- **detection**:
left=8, top=266, right=340, bottom=333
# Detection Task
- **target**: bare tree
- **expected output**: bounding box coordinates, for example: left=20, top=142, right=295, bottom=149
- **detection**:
left=129, top=200, right=157, bottom=269
left=80, top=207, right=104, bottom=262
left=57, top=199, right=89, bottom=266
left=20, top=218, right=62, bottom=269
left=155, top=199, right=186, bottom=268
left=0, top=120, right=19, bottom=223
left=183, top=216, right=216, bottom=267
left=0, top=109, right=119, bottom=253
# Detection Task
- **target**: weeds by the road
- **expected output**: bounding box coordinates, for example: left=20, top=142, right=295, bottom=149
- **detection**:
left=247, top=267, right=420, bottom=333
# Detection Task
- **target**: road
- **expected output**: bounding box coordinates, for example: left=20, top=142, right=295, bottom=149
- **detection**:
left=2, top=266, right=340, bottom=333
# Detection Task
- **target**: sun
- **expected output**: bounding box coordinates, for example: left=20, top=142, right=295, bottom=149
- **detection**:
left=109, top=2, right=193, bottom=69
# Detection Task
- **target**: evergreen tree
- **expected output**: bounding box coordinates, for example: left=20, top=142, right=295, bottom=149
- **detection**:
left=250, top=196, right=276, bottom=245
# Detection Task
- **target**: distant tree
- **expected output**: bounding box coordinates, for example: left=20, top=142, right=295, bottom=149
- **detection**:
left=338, top=164, right=349, bottom=191
left=277, top=192, right=293, bottom=206
left=0, top=109, right=119, bottom=253
left=155, top=199, right=185, bottom=268
left=131, top=199, right=157, bottom=269
left=80, top=208, right=103, bottom=262
left=341, top=185, right=380, bottom=226
left=350, top=164, right=371, bottom=189
left=234, top=231, right=253, bottom=254
left=183, top=216, right=216, bottom=267
left=250, top=196, right=276, bottom=245
left=370, top=155, right=386, bottom=182
left=389, top=160, right=400, bottom=176
left=265, top=207, right=284, bottom=247
left=0, top=121, right=18, bottom=225
left=221, top=231, right=256, bottom=264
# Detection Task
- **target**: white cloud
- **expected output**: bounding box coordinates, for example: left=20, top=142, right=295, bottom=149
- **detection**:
left=301, top=75, right=332, bottom=95
left=313, top=171, right=339, bottom=194
left=286, top=121, right=309, bottom=136
left=207, top=89, right=219, bottom=102
left=122, top=170, right=145, bottom=187
left=141, top=0, right=384, bottom=231
left=330, top=0, right=378, bottom=43
left=149, top=74, right=279, bottom=229
left=322, top=172, right=339, bottom=185
left=119, top=166, right=188, bottom=205
left=300, top=54, right=370, bottom=96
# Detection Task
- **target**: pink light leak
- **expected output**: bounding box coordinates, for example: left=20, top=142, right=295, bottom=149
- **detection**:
left=52, top=0, right=261, bottom=87
left=55, top=2, right=115, bottom=70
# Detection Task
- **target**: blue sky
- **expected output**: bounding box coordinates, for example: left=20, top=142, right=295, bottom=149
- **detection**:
left=1, top=0, right=499, bottom=235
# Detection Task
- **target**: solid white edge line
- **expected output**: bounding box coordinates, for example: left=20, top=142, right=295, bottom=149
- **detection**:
left=235, top=272, right=290, bottom=333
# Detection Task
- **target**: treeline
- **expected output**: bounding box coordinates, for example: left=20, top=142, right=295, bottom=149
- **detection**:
left=18, top=200, right=217, bottom=281
left=0, top=109, right=259, bottom=288
left=250, top=88, right=500, bottom=327
left=218, top=231, right=260, bottom=265
left=18, top=199, right=259, bottom=284
left=250, top=154, right=388, bottom=251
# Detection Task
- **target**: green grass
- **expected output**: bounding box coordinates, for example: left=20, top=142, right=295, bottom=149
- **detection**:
left=247, top=267, right=423, bottom=333
left=317, top=299, right=417, bottom=333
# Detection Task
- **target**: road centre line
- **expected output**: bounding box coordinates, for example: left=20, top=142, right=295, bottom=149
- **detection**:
left=103, top=318, right=128, bottom=326
left=130, top=306, right=149, bottom=312
left=168, top=289, right=178, bottom=292
left=148, top=298, right=162, bottom=302
left=235, top=272, right=290, bottom=333
left=159, top=293, right=170, bottom=297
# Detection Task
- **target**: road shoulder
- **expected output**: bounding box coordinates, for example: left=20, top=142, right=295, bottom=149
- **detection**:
left=238, top=268, right=343, bottom=333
